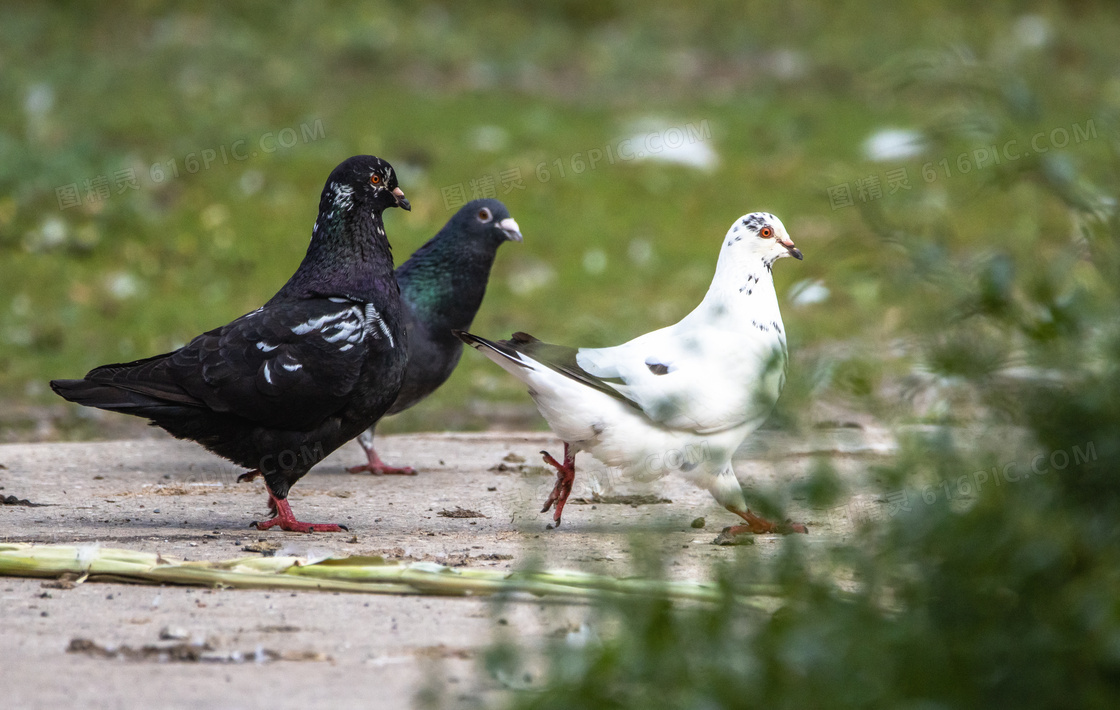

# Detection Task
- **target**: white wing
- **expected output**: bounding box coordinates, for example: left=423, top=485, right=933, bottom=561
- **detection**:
left=576, top=322, right=787, bottom=434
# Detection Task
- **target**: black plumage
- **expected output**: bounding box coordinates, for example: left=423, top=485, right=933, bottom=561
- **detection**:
left=50, top=155, right=411, bottom=532
left=349, top=199, right=522, bottom=474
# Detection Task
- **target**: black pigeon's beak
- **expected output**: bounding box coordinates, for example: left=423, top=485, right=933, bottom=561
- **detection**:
left=392, top=187, right=411, bottom=211
left=498, top=217, right=523, bottom=242
left=779, top=237, right=803, bottom=261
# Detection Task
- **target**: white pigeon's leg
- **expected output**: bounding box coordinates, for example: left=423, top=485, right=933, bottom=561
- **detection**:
left=540, top=443, right=576, bottom=527
left=708, top=465, right=808, bottom=535
left=706, top=465, right=750, bottom=511
left=347, top=427, right=417, bottom=476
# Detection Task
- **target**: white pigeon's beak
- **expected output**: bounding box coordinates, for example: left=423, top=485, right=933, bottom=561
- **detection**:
left=498, top=217, right=523, bottom=242
left=779, top=236, right=803, bottom=260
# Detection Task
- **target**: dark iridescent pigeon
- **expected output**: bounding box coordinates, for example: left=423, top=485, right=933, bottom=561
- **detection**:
left=51, top=155, right=411, bottom=532
left=347, top=199, right=522, bottom=475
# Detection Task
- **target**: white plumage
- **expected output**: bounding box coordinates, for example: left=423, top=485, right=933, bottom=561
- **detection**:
left=458, top=212, right=806, bottom=534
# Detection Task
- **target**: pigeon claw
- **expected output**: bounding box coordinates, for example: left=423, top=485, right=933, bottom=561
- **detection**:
left=781, top=518, right=809, bottom=534
left=349, top=441, right=417, bottom=475
left=728, top=508, right=808, bottom=535
left=346, top=460, right=417, bottom=476
left=347, top=463, right=417, bottom=475
left=237, top=470, right=262, bottom=484
left=251, top=491, right=350, bottom=533
left=253, top=517, right=349, bottom=534
left=539, top=446, right=576, bottom=527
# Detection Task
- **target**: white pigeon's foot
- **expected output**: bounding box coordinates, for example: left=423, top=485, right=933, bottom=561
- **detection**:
left=727, top=507, right=808, bottom=535
left=540, top=445, right=576, bottom=527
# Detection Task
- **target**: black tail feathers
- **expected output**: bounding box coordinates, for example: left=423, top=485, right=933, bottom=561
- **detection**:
left=50, top=379, right=178, bottom=415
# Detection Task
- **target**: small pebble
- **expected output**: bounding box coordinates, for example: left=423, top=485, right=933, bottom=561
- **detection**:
left=160, top=625, right=189, bottom=640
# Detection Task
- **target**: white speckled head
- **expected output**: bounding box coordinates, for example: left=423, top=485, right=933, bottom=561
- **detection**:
left=712, top=212, right=801, bottom=282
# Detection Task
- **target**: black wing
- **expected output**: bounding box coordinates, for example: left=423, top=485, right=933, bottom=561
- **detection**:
left=83, top=298, right=394, bottom=431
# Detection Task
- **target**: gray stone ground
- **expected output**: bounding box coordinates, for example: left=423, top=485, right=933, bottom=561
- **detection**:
left=0, top=429, right=892, bottom=709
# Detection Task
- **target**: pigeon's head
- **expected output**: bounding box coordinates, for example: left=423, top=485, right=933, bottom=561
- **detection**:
left=720, top=212, right=802, bottom=271
left=322, top=155, right=411, bottom=215
left=449, top=199, right=523, bottom=247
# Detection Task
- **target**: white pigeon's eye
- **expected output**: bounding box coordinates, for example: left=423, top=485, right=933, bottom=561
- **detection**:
left=477, top=207, right=492, bottom=222
left=759, top=226, right=774, bottom=239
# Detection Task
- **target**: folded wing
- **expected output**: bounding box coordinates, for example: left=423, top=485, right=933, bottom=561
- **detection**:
left=59, top=298, right=390, bottom=431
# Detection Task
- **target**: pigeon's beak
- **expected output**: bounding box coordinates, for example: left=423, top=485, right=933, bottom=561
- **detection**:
left=779, top=236, right=803, bottom=261
left=498, top=217, right=523, bottom=242
left=392, top=187, right=411, bottom=211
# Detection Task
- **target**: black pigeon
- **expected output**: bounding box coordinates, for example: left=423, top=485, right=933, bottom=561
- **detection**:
left=348, top=199, right=522, bottom=474
left=50, top=155, right=411, bottom=532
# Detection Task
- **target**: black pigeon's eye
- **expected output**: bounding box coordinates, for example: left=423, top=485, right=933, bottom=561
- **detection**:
left=370, top=175, right=381, bottom=185
left=759, top=226, right=773, bottom=238
left=477, top=208, right=492, bottom=222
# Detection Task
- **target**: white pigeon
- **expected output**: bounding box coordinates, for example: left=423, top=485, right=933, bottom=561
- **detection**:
left=456, top=212, right=806, bottom=535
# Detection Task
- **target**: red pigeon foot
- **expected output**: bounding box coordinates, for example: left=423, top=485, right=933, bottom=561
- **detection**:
left=252, top=490, right=348, bottom=533
left=346, top=449, right=415, bottom=475
left=728, top=507, right=808, bottom=535
left=539, top=444, right=576, bottom=527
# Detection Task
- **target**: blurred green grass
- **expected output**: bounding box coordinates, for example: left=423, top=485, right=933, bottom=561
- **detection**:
left=1, top=1, right=1116, bottom=438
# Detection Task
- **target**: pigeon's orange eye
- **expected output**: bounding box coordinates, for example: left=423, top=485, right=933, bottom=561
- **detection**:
left=370, top=175, right=381, bottom=185
left=759, top=226, right=773, bottom=238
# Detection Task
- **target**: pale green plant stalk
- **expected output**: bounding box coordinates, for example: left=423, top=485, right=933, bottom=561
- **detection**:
left=0, top=543, right=778, bottom=607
